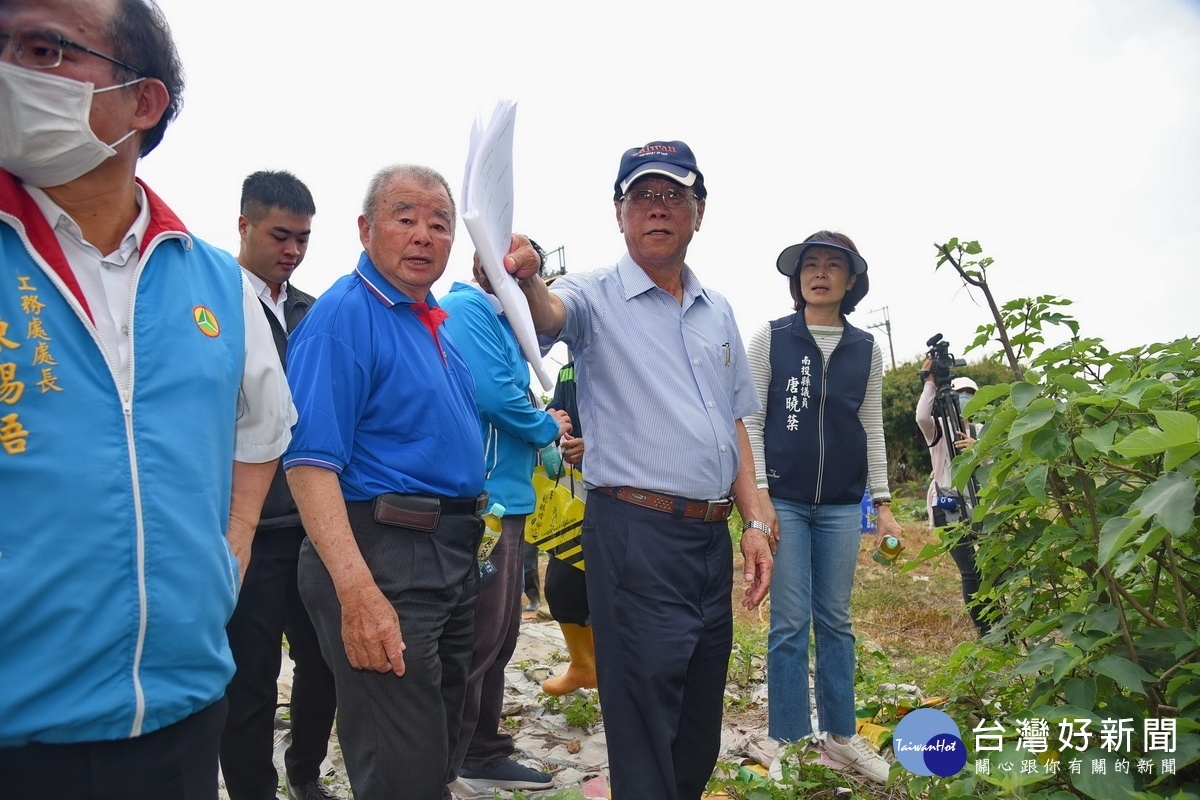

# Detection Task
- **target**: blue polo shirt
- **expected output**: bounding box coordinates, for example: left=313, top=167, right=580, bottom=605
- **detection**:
left=283, top=253, right=485, bottom=501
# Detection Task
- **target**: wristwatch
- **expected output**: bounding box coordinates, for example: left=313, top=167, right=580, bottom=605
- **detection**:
left=528, top=237, right=548, bottom=276
left=742, top=520, right=772, bottom=537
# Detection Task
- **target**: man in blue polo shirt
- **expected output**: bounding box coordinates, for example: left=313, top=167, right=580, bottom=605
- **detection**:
left=283, top=164, right=541, bottom=800
left=493, top=140, right=775, bottom=800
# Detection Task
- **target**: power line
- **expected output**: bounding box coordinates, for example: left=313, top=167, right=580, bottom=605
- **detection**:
left=865, top=306, right=896, bottom=371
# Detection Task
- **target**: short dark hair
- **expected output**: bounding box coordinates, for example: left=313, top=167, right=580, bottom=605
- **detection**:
left=107, top=0, right=184, bottom=157
left=789, top=230, right=869, bottom=315
left=241, top=170, right=316, bottom=222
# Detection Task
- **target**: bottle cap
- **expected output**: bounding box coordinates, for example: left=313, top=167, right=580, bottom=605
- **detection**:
left=488, top=502, right=506, bottom=517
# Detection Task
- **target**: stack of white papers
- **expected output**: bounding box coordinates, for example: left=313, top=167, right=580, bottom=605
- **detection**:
left=461, top=99, right=553, bottom=390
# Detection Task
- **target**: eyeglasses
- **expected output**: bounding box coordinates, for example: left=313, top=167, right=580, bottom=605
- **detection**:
left=0, top=26, right=145, bottom=76
left=622, top=188, right=695, bottom=209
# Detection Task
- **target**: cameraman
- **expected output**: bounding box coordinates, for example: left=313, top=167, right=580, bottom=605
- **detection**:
left=916, top=363, right=989, bottom=636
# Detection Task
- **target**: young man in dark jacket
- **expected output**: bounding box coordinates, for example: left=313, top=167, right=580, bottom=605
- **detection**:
left=221, top=171, right=337, bottom=800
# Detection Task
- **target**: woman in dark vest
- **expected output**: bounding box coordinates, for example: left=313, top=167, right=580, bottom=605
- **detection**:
left=744, top=231, right=901, bottom=785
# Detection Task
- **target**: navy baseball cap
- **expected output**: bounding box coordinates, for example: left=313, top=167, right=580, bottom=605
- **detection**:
left=614, top=140, right=706, bottom=200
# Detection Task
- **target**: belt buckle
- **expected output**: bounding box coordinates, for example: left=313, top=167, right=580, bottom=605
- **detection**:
left=703, top=500, right=728, bottom=522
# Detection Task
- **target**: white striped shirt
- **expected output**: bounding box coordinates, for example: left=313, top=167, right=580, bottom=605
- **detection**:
left=550, top=254, right=761, bottom=499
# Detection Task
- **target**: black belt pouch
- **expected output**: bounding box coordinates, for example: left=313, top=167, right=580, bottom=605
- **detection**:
left=372, top=493, right=441, bottom=533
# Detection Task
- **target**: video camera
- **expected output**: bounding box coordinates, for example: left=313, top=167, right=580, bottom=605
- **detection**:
left=925, top=333, right=966, bottom=390
left=923, top=333, right=980, bottom=517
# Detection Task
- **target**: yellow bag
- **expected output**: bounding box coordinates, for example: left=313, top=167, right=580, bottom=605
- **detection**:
left=525, top=465, right=586, bottom=570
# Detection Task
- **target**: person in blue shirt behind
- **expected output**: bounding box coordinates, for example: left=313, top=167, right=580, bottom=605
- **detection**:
left=283, top=164, right=542, bottom=800
left=439, top=280, right=569, bottom=795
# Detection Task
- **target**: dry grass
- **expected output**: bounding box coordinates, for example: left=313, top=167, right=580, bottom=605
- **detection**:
left=731, top=507, right=977, bottom=693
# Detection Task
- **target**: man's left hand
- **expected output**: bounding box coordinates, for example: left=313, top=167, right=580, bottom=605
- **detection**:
left=739, top=529, right=773, bottom=610
left=226, top=518, right=254, bottom=586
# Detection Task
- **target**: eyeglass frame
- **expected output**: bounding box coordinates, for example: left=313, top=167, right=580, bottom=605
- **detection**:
left=620, top=187, right=698, bottom=209
left=0, top=26, right=146, bottom=77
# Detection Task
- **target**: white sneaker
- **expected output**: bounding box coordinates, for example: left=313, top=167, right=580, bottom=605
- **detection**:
left=768, top=752, right=784, bottom=781
left=823, top=734, right=890, bottom=784
left=767, top=738, right=811, bottom=782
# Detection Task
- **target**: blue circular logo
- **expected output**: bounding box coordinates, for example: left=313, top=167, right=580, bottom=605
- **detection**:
left=893, top=708, right=967, bottom=777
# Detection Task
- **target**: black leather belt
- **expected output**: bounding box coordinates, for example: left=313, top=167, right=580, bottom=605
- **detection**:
left=594, top=486, right=732, bottom=522
left=372, top=492, right=489, bottom=533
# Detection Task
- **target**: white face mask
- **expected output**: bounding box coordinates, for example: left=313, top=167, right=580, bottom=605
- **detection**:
left=0, top=61, right=142, bottom=188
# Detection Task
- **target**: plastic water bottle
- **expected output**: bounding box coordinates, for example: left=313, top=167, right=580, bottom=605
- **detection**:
left=478, top=503, right=505, bottom=579
left=860, top=487, right=877, bottom=535
left=872, top=535, right=904, bottom=565
left=539, top=442, right=564, bottom=479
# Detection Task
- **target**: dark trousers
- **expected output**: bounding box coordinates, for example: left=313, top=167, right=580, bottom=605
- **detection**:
left=523, top=540, right=541, bottom=604
left=545, top=549, right=590, bottom=624
left=450, top=514, right=526, bottom=776
left=584, top=491, right=733, bottom=800
left=298, top=501, right=481, bottom=800
left=221, top=526, right=337, bottom=799
left=0, top=698, right=227, bottom=800
left=933, top=508, right=990, bottom=634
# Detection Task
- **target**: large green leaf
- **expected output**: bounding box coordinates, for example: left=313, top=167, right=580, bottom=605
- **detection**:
left=964, top=382, right=1012, bottom=415
left=1010, top=399, right=1059, bottom=441
left=1129, top=472, right=1198, bottom=536
left=1164, top=442, right=1200, bottom=472
left=1154, top=409, right=1200, bottom=444
left=1113, top=414, right=1199, bottom=458
left=1011, top=381, right=1043, bottom=411
left=1062, top=677, right=1097, bottom=712
left=1098, top=516, right=1144, bottom=568
left=1091, top=654, right=1155, bottom=694
left=1078, top=421, right=1120, bottom=453
left=1024, top=464, right=1049, bottom=503
left=1051, top=373, right=1095, bottom=395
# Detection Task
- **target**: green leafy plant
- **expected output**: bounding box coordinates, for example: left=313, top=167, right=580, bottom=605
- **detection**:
left=707, top=742, right=874, bottom=799
left=903, top=239, right=1200, bottom=799
left=725, top=623, right=768, bottom=712
left=539, top=690, right=601, bottom=733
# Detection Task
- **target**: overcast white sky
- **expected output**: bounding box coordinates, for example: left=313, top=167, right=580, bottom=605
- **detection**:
left=140, top=0, right=1199, bottom=375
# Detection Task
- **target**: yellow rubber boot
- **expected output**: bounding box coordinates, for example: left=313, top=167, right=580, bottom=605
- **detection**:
left=542, top=623, right=597, bottom=695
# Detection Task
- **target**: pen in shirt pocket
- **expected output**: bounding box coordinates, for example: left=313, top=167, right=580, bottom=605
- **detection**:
left=722, top=342, right=730, bottom=365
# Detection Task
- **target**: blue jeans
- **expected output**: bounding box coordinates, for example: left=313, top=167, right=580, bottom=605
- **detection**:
left=767, top=499, right=862, bottom=741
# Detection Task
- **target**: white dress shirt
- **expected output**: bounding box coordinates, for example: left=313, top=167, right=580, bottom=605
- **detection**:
left=25, top=185, right=295, bottom=463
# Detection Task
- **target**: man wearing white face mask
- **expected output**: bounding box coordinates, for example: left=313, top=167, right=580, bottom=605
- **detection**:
left=0, top=2, right=294, bottom=799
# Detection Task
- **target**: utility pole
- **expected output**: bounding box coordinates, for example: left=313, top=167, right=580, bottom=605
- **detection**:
left=541, top=245, right=567, bottom=279
left=866, top=306, right=896, bottom=371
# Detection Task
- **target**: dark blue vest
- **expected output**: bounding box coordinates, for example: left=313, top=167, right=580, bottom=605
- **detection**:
left=763, top=312, right=873, bottom=505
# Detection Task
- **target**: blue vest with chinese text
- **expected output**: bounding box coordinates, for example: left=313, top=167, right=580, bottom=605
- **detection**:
left=0, top=174, right=245, bottom=746
left=763, top=312, right=873, bottom=505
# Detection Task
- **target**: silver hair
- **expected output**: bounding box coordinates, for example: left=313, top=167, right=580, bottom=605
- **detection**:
left=361, top=164, right=456, bottom=231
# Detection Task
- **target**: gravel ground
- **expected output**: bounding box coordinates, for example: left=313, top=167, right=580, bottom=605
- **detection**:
left=220, top=616, right=775, bottom=799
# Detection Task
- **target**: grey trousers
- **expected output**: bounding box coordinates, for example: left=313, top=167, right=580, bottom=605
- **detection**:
left=449, top=513, right=527, bottom=776
left=298, top=501, right=482, bottom=800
